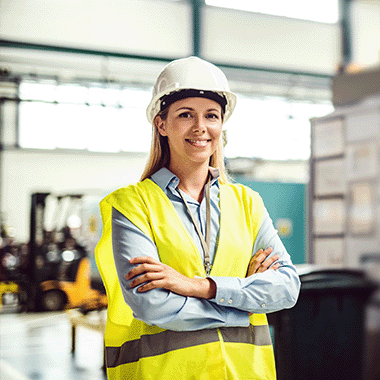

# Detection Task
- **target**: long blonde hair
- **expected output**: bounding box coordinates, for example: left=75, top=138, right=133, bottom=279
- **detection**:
left=140, top=110, right=230, bottom=184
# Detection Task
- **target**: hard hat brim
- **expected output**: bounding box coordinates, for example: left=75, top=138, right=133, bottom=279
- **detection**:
left=146, top=88, right=236, bottom=125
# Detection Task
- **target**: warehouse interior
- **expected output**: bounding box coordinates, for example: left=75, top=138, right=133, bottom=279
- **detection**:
left=1, top=0, right=380, bottom=379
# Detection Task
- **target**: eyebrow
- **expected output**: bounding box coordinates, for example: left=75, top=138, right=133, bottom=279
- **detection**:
left=174, top=107, right=221, bottom=113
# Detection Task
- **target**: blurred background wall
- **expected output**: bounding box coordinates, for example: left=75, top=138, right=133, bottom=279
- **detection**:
left=1, top=0, right=380, bottom=255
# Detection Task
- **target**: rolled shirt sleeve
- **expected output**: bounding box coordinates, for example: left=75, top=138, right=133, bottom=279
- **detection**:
left=112, top=207, right=250, bottom=331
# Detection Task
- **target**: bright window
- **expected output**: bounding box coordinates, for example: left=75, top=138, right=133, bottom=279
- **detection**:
left=18, top=80, right=333, bottom=159
left=205, top=0, right=339, bottom=23
left=224, top=95, right=333, bottom=160
left=18, top=80, right=152, bottom=152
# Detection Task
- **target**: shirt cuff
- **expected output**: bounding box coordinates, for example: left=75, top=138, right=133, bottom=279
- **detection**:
left=209, top=276, right=245, bottom=308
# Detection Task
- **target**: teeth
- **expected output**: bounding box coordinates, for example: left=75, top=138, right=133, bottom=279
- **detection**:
left=187, top=139, right=208, bottom=146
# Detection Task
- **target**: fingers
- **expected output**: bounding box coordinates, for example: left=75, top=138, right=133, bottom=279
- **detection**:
left=130, top=272, right=164, bottom=290
left=134, top=280, right=165, bottom=293
left=126, top=262, right=162, bottom=280
left=125, top=256, right=176, bottom=293
left=129, top=256, right=159, bottom=265
left=257, top=254, right=280, bottom=273
left=248, top=247, right=273, bottom=274
left=247, top=249, right=264, bottom=274
left=270, top=262, right=281, bottom=271
left=247, top=247, right=281, bottom=276
left=126, top=256, right=162, bottom=279
left=254, top=247, right=273, bottom=263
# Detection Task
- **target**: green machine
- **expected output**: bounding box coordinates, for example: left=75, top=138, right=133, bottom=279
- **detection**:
left=232, top=177, right=306, bottom=265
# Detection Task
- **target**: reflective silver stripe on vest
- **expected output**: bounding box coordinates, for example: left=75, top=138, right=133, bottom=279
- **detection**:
left=106, top=325, right=272, bottom=368
left=219, top=326, right=272, bottom=346
left=106, top=328, right=219, bottom=368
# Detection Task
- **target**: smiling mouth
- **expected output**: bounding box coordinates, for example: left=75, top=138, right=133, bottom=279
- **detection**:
left=185, top=139, right=211, bottom=147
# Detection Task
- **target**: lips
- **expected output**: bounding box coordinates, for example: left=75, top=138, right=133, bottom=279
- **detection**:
left=185, top=139, right=211, bottom=147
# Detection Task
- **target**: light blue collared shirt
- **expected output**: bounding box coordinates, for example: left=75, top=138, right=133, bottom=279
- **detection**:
left=112, top=167, right=300, bottom=331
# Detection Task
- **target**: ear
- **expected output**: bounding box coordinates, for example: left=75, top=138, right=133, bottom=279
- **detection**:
left=155, top=115, right=167, bottom=136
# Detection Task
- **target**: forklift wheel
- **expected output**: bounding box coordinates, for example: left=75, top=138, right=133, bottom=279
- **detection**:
left=41, top=290, right=66, bottom=312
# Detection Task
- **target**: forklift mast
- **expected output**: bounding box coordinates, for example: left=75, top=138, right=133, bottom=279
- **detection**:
left=27, top=192, right=84, bottom=311
left=27, top=192, right=50, bottom=310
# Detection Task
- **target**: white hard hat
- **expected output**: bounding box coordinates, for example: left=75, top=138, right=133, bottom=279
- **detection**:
left=146, top=56, right=236, bottom=124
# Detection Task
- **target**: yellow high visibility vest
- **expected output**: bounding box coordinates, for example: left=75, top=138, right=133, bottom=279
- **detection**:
left=95, top=179, right=276, bottom=380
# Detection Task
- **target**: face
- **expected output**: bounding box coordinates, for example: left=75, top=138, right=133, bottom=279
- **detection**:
left=156, top=97, right=223, bottom=169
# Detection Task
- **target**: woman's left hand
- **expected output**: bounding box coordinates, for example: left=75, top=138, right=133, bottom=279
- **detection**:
left=246, top=247, right=280, bottom=277
left=126, top=256, right=216, bottom=299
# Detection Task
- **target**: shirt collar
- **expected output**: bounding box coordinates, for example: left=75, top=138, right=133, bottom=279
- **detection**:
left=151, top=167, right=176, bottom=191
left=151, top=167, right=220, bottom=192
left=209, top=167, right=220, bottom=186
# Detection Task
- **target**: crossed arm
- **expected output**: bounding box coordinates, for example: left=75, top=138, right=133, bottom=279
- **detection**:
left=112, top=207, right=300, bottom=331
left=127, top=247, right=279, bottom=299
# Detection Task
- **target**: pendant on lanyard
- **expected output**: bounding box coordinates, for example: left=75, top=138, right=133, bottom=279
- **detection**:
left=179, top=176, right=212, bottom=276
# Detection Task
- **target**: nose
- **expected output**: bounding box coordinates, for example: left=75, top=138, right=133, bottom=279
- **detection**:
left=192, top=115, right=206, bottom=133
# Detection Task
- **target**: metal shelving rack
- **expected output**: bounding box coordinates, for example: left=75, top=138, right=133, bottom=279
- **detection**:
left=309, top=94, right=380, bottom=268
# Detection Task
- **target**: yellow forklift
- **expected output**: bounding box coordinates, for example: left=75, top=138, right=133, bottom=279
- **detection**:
left=0, top=192, right=107, bottom=313
left=0, top=226, right=26, bottom=312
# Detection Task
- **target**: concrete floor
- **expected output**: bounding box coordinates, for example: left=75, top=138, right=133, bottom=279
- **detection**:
left=1, top=301, right=380, bottom=380
left=0, top=311, right=106, bottom=380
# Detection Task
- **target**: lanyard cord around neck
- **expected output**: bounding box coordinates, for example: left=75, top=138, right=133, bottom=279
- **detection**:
left=178, top=177, right=212, bottom=276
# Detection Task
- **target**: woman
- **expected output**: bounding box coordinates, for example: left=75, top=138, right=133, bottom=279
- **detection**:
left=96, top=56, right=300, bottom=380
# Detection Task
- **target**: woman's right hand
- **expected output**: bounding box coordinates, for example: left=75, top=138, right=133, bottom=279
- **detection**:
left=246, top=247, right=280, bottom=277
left=126, top=256, right=216, bottom=299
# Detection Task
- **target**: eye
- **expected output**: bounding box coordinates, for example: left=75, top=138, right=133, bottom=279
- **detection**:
left=206, top=113, right=220, bottom=120
left=178, top=112, right=192, bottom=118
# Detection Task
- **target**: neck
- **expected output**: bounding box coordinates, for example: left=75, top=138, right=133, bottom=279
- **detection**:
left=169, top=162, right=209, bottom=203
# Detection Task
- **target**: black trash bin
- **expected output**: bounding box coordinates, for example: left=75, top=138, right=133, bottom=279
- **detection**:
left=268, top=266, right=377, bottom=380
